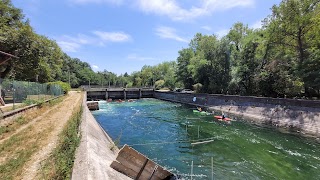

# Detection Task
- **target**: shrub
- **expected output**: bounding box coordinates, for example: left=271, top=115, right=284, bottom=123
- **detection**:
left=193, top=83, right=203, bottom=93
left=155, top=80, right=165, bottom=90
left=48, top=81, right=71, bottom=94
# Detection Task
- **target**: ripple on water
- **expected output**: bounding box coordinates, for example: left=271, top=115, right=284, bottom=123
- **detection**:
left=93, top=99, right=320, bottom=180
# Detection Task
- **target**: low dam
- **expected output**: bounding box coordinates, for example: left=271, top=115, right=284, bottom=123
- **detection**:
left=86, top=88, right=154, bottom=100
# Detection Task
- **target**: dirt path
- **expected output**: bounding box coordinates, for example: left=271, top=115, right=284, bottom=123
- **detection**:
left=0, top=91, right=83, bottom=179
left=0, top=95, right=73, bottom=144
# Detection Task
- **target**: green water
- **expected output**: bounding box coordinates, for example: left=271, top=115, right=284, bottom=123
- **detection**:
left=92, top=99, right=320, bottom=180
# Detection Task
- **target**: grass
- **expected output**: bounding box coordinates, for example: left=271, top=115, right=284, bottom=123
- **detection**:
left=0, top=117, right=25, bottom=137
left=48, top=97, right=63, bottom=106
left=0, top=125, right=50, bottom=180
left=0, top=96, right=64, bottom=113
left=23, top=96, right=63, bottom=107
left=0, top=126, right=13, bottom=136
left=15, top=116, right=27, bottom=125
left=0, top=93, right=76, bottom=180
left=110, top=130, right=122, bottom=152
left=40, top=105, right=82, bottom=180
left=0, top=104, right=26, bottom=113
left=0, top=96, right=65, bottom=139
left=0, top=150, right=35, bottom=180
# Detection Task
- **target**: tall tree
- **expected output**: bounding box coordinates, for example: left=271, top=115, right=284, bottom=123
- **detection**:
left=176, top=48, right=194, bottom=89
left=266, top=0, right=320, bottom=96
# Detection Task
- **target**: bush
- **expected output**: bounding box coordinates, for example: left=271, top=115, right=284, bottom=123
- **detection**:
left=48, top=81, right=71, bottom=94
left=155, top=80, right=165, bottom=90
left=192, top=83, right=203, bottom=93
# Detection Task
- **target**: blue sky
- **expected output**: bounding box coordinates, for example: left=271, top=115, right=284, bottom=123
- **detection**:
left=12, top=0, right=281, bottom=75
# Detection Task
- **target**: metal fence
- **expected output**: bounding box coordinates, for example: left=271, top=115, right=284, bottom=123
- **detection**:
left=1, top=79, right=63, bottom=106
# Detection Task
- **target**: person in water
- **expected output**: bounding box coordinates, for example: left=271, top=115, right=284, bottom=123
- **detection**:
left=222, top=112, right=226, bottom=119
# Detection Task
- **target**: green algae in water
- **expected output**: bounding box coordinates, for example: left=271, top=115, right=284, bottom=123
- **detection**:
left=92, top=99, right=320, bottom=180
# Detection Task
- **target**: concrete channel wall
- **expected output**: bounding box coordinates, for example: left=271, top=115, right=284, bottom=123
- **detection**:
left=72, top=93, right=131, bottom=180
left=154, top=92, right=320, bottom=138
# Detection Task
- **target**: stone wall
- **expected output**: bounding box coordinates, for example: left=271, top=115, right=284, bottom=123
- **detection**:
left=154, top=92, right=320, bottom=138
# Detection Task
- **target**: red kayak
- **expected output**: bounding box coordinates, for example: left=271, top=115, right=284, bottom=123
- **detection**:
left=214, top=116, right=232, bottom=121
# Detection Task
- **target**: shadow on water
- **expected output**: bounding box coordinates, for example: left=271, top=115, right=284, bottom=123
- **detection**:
left=93, top=99, right=320, bottom=180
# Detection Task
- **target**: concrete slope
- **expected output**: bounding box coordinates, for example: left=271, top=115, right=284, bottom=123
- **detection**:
left=72, top=96, right=131, bottom=180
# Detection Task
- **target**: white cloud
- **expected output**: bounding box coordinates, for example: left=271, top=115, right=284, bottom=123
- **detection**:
left=57, top=41, right=81, bottom=52
left=92, top=65, right=99, bottom=69
left=136, top=0, right=255, bottom=21
left=56, top=31, right=131, bottom=52
left=69, top=0, right=123, bottom=5
left=155, top=26, right=188, bottom=43
left=127, top=54, right=155, bottom=61
left=250, top=19, right=263, bottom=29
left=201, top=26, right=212, bottom=31
left=202, top=0, right=255, bottom=11
left=215, top=29, right=230, bottom=38
left=136, top=0, right=206, bottom=21
left=93, top=31, right=131, bottom=42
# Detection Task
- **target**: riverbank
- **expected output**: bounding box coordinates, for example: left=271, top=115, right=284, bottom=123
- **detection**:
left=71, top=93, right=130, bottom=180
left=154, top=92, right=320, bottom=138
left=208, top=104, right=320, bottom=138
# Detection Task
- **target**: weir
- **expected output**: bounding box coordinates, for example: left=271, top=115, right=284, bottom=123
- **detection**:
left=86, top=88, right=154, bottom=100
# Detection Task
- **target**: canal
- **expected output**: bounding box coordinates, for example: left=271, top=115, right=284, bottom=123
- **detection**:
left=92, top=99, right=320, bottom=180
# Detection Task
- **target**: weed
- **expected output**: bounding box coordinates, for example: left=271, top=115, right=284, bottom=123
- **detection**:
left=0, top=148, right=36, bottom=179
left=23, top=99, right=39, bottom=106
left=48, top=97, right=63, bottom=107
left=15, top=116, right=26, bottom=125
left=110, top=130, right=122, bottom=152
left=0, top=126, right=12, bottom=136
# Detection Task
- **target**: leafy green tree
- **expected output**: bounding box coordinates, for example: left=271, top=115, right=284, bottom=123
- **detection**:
left=176, top=48, right=194, bottom=89
left=266, top=0, right=320, bottom=96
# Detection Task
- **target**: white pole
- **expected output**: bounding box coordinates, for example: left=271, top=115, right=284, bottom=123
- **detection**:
left=212, top=157, right=214, bottom=180
left=191, top=160, right=193, bottom=180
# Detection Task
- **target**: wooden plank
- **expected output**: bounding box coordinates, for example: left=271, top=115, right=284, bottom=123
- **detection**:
left=110, top=161, right=137, bottom=179
left=87, top=101, right=99, bottom=110
left=135, top=159, right=148, bottom=180
left=113, top=145, right=173, bottom=180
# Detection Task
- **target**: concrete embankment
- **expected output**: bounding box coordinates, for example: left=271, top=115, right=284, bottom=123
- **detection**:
left=155, top=92, right=320, bottom=138
left=72, top=94, right=130, bottom=180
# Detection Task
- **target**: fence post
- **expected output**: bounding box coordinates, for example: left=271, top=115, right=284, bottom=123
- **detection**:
left=13, top=80, right=15, bottom=110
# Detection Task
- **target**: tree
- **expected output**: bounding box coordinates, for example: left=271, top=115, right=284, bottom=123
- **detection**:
left=266, top=0, right=320, bottom=96
left=176, top=48, right=194, bottom=89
